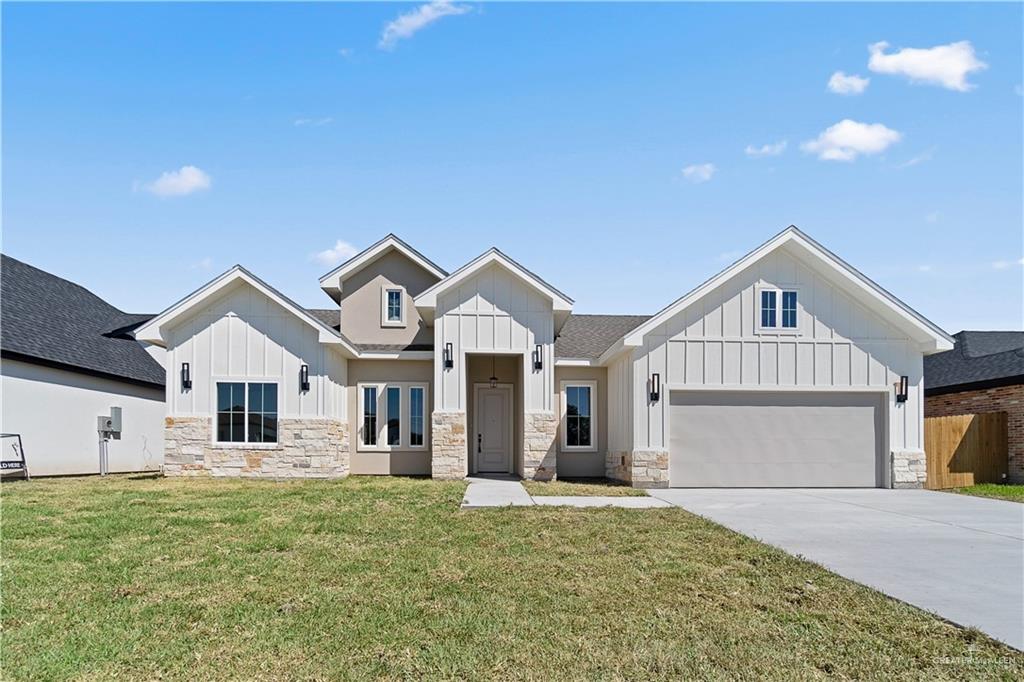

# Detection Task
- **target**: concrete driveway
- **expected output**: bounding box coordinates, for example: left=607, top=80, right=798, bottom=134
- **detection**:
left=649, top=488, right=1024, bottom=650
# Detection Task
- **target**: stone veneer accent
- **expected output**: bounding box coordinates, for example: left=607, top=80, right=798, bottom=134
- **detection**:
left=630, top=449, right=670, bottom=488
left=431, top=411, right=467, bottom=479
left=926, top=383, right=1023, bottom=484
left=164, top=417, right=349, bottom=478
left=891, top=449, right=927, bottom=489
left=606, top=450, right=631, bottom=483
left=522, top=411, right=558, bottom=481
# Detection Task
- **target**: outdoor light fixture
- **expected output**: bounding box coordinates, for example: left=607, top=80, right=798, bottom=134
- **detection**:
left=896, top=375, right=909, bottom=403
left=650, top=373, right=660, bottom=403
left=300, top=364, right=310, bottom=392
left=533, top=344, right=543, bottom=371
left=443, top=343, right=454, bottom=369
left=181, top=363, right=192, bottom=390
left=489, top=356, right=499, bottom=389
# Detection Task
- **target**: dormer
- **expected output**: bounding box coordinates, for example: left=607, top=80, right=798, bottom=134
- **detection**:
left=318, top=235, right=447, bottom=348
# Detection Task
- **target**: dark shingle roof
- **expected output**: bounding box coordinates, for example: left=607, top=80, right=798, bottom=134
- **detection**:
left=924, top=330, right=1024, bottom=394
left=555, top=314, right=651, bottom=359
left=1, top=254, right=165, bottom=386
left=305, top=308, right=340, bottom=330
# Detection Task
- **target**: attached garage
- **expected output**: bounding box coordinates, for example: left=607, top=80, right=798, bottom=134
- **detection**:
left=668, top=391, right=886, bottom=487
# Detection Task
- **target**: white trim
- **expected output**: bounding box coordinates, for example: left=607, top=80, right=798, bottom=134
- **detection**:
left=318, top=234, right=447, bottom=288
left=472, top=382, right=514, bottom=475
left=554, top=358, right=597, bottom=367
left=358, top=351, right=434, bottom=361
left=408, top=385, right=428, bottom=449
left=211, top=378, right=282, bottom=448
left=381, top=286, right=407, bottom=328
left=358, top=383, right=383, bottom=450
left=560, top=380, right=598, bottom=452
left=665, top=383, right=891, bottom=393
left=754, top=284, right=802, bottom=336
left=620, top=226, right=953, bottom=354
left=357, top=381, right=430, bottom=452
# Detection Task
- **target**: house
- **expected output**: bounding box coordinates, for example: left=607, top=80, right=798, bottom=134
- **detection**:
left=0, top=255, right=166, bottom=476
left=924, top=331, right=1024, bottom=483
left=134, top=226, right=953, bottom=488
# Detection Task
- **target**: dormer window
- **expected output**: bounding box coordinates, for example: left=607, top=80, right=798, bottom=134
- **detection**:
left=758, top=287, right=799, bottom=332
left=382, top=287, right=406, bottom=327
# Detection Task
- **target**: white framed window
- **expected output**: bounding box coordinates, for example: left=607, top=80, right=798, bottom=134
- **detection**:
left=381, top=287, right=406, bottom=327
left=358, top=382, right=428, bottom=451
left=757, top=286, right=800, bottom=333
left=560, top=380, right=597, bottom=452
left=215, top=381, right=279, bottom=444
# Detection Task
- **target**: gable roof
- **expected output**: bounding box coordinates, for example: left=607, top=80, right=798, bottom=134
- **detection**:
left=613, top=226, right=953, bottom=359
left=0, top=254, right=165, bottom=387
left=414, top=247, right=574, bottom=330
left=555, top=314, right=651, bottom=359
left=318, top=234, right=447, bottom=301
left=924, top=331, right=1024, bottom=394
left=135, top=266, right=359, bottom=357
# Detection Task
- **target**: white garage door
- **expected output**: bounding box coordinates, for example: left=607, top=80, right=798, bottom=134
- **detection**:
left=669, top=391, right=884, bottom=487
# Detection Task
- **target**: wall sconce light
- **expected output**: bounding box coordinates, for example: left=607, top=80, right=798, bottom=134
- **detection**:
left=181, top=362, right=192, bottom=390
left=895, top=375, right=908, bottom=403
left=533, top=344, right=543, bottom=371
left=300, top=364, right=310, bottom=392
left=650, top=373, right=660, bottom=403
left=443, top=343, right=454, bottom=369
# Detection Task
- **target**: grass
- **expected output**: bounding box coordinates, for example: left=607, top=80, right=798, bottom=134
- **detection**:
left=948, top=483, right=1024, bottom=503
left=2, top=476, right=1021, bottom=680
left=521, top=477, right=648, bottom=497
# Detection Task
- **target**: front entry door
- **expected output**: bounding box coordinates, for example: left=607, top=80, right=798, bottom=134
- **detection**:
left=475, top=386, right=511, bottom=473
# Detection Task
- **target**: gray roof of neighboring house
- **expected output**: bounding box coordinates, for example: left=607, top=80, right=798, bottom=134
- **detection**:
left=0, top=254, right=165, bottom=387
left=554, top=314, right=652, bottom=359
left=924, top=330, right=1024, bottom=394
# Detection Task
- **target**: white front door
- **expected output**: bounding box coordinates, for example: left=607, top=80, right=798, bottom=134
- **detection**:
left=475, top=385, right=512, bottom=473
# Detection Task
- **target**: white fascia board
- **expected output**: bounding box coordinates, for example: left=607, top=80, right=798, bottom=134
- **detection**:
left=317, top=234, right=447, bottom=289
left=621, top=225, right=954, bottom=353
left=135, top=266, right=360, bottom=357
left=357, top=351, right=435, bottom=361
left=554, top=357, right=598, bottom=367
left=414, top=248, right=574, bottom=313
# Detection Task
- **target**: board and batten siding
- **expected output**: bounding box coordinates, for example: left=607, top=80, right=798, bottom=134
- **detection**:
left=434, top=263, right=554, bottom=413
left=632, top=247, right=924, bottom=453
left=164, top=283, right=348, bottom=421
left=606, top=351, right=634, bottom=455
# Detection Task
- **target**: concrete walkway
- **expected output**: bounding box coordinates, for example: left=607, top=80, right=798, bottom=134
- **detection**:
left=649, top=488, right=1024, bottom=650
left=461, top=477, right=669, bottom=509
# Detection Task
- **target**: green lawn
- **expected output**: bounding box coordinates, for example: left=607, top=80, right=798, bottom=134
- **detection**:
left=948, top=483, right=1024, bottom=503
left=3, top=476, right=1021, bottom=680
left=521, top=478, right=648, bottom=497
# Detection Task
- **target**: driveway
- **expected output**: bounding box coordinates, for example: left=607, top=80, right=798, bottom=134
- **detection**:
left=649, top=488, right=1024, bottom=650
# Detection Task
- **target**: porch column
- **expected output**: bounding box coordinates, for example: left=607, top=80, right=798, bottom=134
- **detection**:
left=522, top=411, right=557, bottom=481
left=431, top=410, right=467, bottom=479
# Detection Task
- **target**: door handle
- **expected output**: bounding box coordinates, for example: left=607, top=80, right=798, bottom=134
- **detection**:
left=477, top=433, right=482, bottom=453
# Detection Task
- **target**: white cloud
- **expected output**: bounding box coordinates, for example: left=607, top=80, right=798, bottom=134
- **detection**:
left=827, top=71, right=870, bottom=95
left=992, top=258, right=1024, bottom=270
left=294, top=117, right=334, bottom=127
left=744, top=140, right=787, bottom=157
left=378, top=1, right=470, bottom=50
left=140, top=165, right=211, bottom=197
left=898, top=147, right=936, bottom=168
left=312, top=240, right=359, bottom=266
left=801, top=119, right=902, bottom=162
left=680, top=163, right=716, bottom=183
left=338, top=48, right=354, bottom=59
left=916, top=264, right=933, bottom=273
left=925, top=211, right=941, bottom=224
left=868, top=40, right=988, bottom=91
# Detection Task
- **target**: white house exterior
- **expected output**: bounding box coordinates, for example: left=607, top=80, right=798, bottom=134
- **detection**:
left=135, top=227, right=953, bottom=488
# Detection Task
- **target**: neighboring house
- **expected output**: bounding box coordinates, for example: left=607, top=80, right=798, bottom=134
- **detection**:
left=134, top=226, right=953, bottom=488
left=924, top=331, right=1024, bottom=483
left=0, top=255, right=166, bottom=476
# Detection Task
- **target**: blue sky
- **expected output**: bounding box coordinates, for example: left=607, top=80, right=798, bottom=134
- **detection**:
left=3, top=2, right=1022, bottom=331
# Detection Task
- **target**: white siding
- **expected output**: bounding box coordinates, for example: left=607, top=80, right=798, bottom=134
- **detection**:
left=606, top=351, right=633, bottom=454
left=434, top=263, right=554, bottom=412
left=633, top=246, right=924, bottom=453
left=164, top=283, right=347, bottom=420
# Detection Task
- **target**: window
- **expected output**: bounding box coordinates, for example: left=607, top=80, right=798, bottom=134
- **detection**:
left=759, top=288, right=799, bottom=331
left=409, top=387, right=425, bottom=447
left=386, top=386, right=401, bottom=446
left=216, top=381, right=278, bottom=444
left=381, top=287, right=406, bottom=327
left=561, top=381, right=597, bottom=451
left=362, top=386, right=378, bottom=446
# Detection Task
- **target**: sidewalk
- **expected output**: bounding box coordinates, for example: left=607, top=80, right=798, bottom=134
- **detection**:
left=461, top=476, right=670, bottom=509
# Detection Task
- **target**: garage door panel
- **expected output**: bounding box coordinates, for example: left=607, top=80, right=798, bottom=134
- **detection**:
left=669, top=392, right=883, bottom=487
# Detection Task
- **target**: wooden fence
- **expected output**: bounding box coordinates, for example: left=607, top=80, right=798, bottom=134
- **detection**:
left=924, top=412, right=1008, bottom=490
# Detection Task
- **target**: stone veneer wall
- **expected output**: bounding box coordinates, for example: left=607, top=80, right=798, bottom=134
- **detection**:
left=630, top=449, right=669, bottom=488
left=522, top=412, right=558, bottom=481
left=606, top=450, right=631, bottom=483
left=890, top=450, right=927, bottom=489
left=164, top=417, right=349, bottom=478
left=431, top=411, right=467, bottom=479
left=926, top=383, right=1023, bottom=484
